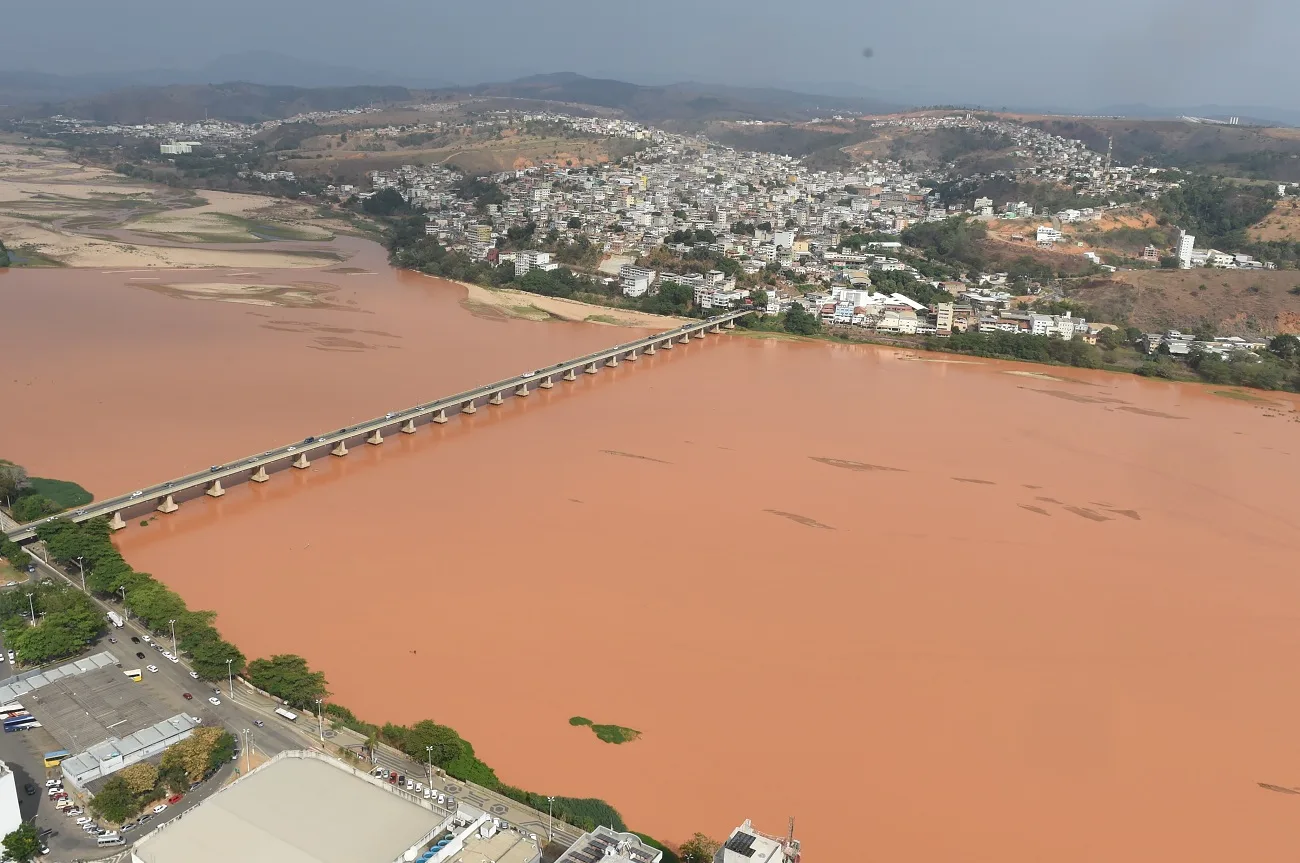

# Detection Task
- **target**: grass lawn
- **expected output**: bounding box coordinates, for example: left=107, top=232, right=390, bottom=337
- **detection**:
left=26, top=477, right=92, bottom=508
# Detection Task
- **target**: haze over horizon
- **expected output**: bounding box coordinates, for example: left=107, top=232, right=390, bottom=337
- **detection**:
left=8, top=0, right=1297, bottom=112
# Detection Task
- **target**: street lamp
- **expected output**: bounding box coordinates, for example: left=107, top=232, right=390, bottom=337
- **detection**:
left=242, top=728, right=252, bottom=774
left=168, top=619, right=177, bottom=656
left=314, top=699, right=324, bottom=742
left=547, top=796, right=555, bottom=842
left=118, top=586, right=128, bottom=622
left=25, top=593, right=34, bottom=628
left=73, top=556, right=86, bottom=592
left=225, top=658, right=234, bottom=698
left=425, top=745, right=434, bottom=786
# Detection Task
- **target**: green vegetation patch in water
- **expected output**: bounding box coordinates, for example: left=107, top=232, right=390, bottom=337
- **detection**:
left=569, top=716, right=640, bottom=744
left=27, top=477, right=93, bottom=508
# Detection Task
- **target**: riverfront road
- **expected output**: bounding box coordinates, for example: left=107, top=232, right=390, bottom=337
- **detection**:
left=5, top=311, right=751, bottom=544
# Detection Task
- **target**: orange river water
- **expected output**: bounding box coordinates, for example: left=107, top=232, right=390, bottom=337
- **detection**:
left=4, top=243, right=1300, bottom=860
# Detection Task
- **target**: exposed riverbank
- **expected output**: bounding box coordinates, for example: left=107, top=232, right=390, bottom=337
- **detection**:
left=440, top=275, right=689, bottom=328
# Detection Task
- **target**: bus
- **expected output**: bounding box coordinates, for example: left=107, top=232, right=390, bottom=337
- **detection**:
left=4, top=719, right=40, bottom=733
left=274, top=707, right=298, bottom=722
left=0, top=703, right=24, bottom=715
left=43, top=750, right=70, bottom=768
left=123, top=668, right=142, bottom=683
left=3, top=713, right=33, bottom=730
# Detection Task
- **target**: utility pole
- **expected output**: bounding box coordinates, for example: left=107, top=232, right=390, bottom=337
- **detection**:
left=25, top=593, right=34, bottom=627
left=425, top=745, right=434, bottom=787
left=169, top=619, right=177, bottom=656
left=547, top=796, right=555, bottom=842
left=315, top=699, right=324, bottom=742
left=226, top=658, right=234, bottom=698
left=73, top=556, right=86, bottom=592
left=243, top=728, right=252, bottom=774
left=118, top=586, right=128, bottom=621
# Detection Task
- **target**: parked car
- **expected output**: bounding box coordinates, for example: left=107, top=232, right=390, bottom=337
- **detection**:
left=121, top=823, right=137, bottom=832
left=147, top=665, right=159, bottom=673
left=168, top=654, right=179, bottom=663
left=75, top=818, right=91, bottom=825
left=152, top=804, right=167, bottom=814
left=23, top=784, right=35, bottom=796
left=45, top=779, right=59, bottom=788
left=136, top=652, right=146, bottom=660
left=182, top=692, right=192, bottom=700
left=5, top=651, right=12, bottom=662
left=166, top=794, right=182, bottom=805
left=108, top=637, right=117, bottom=644
left=188, top=671, right=198, bottom=679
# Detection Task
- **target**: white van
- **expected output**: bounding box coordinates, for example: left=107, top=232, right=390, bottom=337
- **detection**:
left=97, top=833, right=124, bottom=846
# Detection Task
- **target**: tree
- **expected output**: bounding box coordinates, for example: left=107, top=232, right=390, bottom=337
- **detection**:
left=188, top=634, right=245, bottom=680
left=161, top=726, right=228, bottom=782
left=90, top=776, right=139, bottom=823
left=246, top=654, right=328, bottom=709
left=119, top=761, right=159, bottom=796
left=783, top=304, right=821, bottom=335
left=10, top=495, right=59, bottom=523
left=566, top=216, right=582, bottom=229
left=749, top=289, right=769, bottom=309
left=362, top=188, right=408, bottom=217
left=206, top=730, right=236, bottom=773
left=0, top=461, right=27, bottom=501
left=0, top=240, right=10, bottom=268
left=402, top=720, right=467, bottom=768
left=1268, top=333, right=1300, bottom=359
left=679, top=833, right=720, bottom=863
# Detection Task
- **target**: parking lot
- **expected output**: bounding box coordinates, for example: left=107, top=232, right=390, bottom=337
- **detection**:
left=28, top=664, right=177, bottom=757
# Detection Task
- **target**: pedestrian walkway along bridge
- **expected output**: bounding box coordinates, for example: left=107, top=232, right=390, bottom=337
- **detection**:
left=5, top=311, right=752, bottom=542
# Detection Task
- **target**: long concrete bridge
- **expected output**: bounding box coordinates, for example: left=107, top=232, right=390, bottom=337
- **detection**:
left=6, top=311, right=752, bottom=543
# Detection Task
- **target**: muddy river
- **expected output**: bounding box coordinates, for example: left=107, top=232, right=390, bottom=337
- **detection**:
left=4, top=245, right=1300, bottom=860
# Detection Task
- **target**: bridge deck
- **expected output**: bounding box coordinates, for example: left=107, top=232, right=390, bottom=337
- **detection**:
left=6, top=310, right=751, bottom=542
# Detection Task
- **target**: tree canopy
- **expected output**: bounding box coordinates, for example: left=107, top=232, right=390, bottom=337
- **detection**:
left=247, top=654, right=328, bottom=708
left=2, top=823, right=41, bottom=862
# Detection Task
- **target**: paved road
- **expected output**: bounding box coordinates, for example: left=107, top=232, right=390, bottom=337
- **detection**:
left=22, top=548, right=585, bottom=850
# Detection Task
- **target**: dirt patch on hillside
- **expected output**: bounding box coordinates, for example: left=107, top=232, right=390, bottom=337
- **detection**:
left=1070, top=269, right=1300, bottom=335
left=1250, top=198, right=1300, bottom=242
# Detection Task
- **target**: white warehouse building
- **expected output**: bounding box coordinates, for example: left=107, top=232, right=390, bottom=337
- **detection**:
left=0, top=761, right=22, bottom=841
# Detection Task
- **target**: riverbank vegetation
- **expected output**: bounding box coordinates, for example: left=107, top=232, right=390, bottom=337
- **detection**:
left=569, top=716, right=642, bottom=744
left=0, top=460, right=93, bottom=522
left=0, top=581, right=102, bottom=664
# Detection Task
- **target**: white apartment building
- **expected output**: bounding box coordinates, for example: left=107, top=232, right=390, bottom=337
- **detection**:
left=935, top=302, right=954, bottom=333
left=515, top=250, right=555, bottom=277
left=1036, top=225, right=1062, bottom=244
left=619, top=265, right=656, bottom=297
left=1176, top=229, right=1196, bottom=269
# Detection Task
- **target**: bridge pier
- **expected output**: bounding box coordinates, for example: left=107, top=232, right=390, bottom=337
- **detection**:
left=724, top=319, right=736, bottom=329
left=645, top=343, right=656, bottom=355
left=584, top=363, right=598, bottom=375
left=432, top=408, right=449, bottom=424
left=626, top=349, right=639, bottom=362
left=205, top=480, right=225, bottom=498
left=331, top=440, right=349, bottom=457
left=367, top=430, right=384, bottom=445
left=489, top=391, right=504, bottom=406
left=461, top=400, right=477, bottom=415
left=663, top=339, right=674, bottom=349
left=710, top=324, right=722, bottom=334
left=156, top=495, right=179, bottom=514
left=401, top=419, right=417, bottom=434
left=539, top=376, right=554, bottom=389
left=515, top=383, right=530, bottom=397
left=694, top=329, right=706, bottom=339
left=109, top=512, right=126, bottom=531
left=251, top=466, right=269, bottom=483
left=292, top=453, right=310, bottom=469
left=678, top=334, right=690, bottom=345
left=563, top=369, right=577, bottom=381
left=605, top=355, right=619, bottom=368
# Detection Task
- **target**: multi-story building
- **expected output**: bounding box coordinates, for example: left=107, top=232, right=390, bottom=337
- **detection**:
left=935, top=302, right=954, bottom=333
left=515, top=250, right=554, bottom=278
left=715, top=820, right=800, bottom=863
left=1176, top=230, right=1196, bottom=269
left=0, top=761, right=20, bottom=841
left=619, top=265, right=656, bottom=297
left=555, top=826, right=660, bottom=863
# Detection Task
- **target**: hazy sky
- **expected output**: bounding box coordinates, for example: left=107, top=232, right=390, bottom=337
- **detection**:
left=8, top=0, right=1297, bottom=109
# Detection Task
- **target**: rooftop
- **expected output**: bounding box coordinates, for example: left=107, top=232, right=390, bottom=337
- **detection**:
left=8, top=655, right=172, bottom=754
left=132, top=751, right=447, bottom=863
left=442, top=825, right=540, bottom=863
left=555, top=826, right=661, bottom=863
